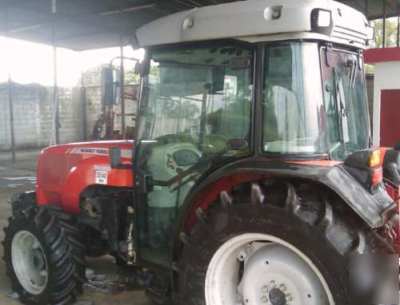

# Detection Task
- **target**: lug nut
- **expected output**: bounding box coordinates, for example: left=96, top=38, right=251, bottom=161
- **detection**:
left=261, top=285, right=268, bottom=293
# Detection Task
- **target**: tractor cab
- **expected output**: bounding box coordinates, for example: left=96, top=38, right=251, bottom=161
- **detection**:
left=132, top=0, right=375, bottom=265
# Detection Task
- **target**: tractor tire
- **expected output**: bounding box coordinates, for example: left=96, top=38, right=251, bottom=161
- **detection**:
left=10, top=193, right=87, bottom=293
left=49, top=209, right=87, bottom=287
left=10, top=192, right=36, bottom=216
left=176, top=181, right=391, bottom=305
left=55, top=216, right=87, bottom=292
left=3, top=207, right=80, bottom=305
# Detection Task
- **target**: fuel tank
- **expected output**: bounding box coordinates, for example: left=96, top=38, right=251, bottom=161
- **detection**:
left=36, top=140, right=134, bottom=214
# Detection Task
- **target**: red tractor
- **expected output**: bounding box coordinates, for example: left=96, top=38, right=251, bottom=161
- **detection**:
left=3, top=1, right=399, bottom=305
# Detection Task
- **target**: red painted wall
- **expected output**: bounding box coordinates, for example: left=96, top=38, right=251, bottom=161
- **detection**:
left=380, top=90, right=400, bottom=147
left=365, top=48, right=400, bottom=64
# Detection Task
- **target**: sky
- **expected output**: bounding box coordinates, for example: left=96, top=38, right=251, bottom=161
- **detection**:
left=0, top=36, right=144, bottom=87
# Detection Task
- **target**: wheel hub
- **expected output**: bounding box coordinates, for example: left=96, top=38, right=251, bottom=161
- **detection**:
left=11, top=230, right=49, bottom=295
left=32, top=249, right=45, bottom=269
left=260, top=281, right=292, bottom=305
left=239, top=244, right=328, bottom=305
left=205, top=234, right=335, bottom=305
left=269, top=288, right=286, bottom=305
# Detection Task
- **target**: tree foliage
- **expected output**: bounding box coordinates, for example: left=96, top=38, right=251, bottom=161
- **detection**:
left=372, top=17, right=399, bottom=48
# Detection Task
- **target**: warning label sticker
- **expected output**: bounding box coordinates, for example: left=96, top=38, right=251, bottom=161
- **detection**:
left=95, top=170, right=108, bottom=185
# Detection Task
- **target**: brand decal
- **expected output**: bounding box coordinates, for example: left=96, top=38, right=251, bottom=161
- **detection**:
left=69, top=147, right=133, bottom=158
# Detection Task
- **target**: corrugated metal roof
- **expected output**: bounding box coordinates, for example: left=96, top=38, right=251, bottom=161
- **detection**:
left=0, top=0, right=398, bottom=50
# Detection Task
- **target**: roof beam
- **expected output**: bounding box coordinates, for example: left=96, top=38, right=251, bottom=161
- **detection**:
left=0, top=1, right=135, bottom=41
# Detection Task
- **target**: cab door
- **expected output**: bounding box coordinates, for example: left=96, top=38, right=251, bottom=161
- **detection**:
left=380, top=90, right=400, bottom=147
left=134, top=43, right=254, bottom=266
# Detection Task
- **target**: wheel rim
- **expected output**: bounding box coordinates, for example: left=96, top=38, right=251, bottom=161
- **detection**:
left=205, top=233, right=335, bottom=305
left=11, top=230, right=49, bottom=295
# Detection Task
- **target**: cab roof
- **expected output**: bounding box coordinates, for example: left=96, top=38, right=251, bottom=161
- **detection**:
left=136, top=0, right=371, bottom=49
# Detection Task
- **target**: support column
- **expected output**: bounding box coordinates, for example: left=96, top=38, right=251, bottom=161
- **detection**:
left=81, top=77, right=88, bottom=141
left=397, top=1, right=400, bottom=48
left=7, top=76, right=16, bottom=163
left=50, top=0, right=60, bottom=145
left=397, top=16, right=400, bottom=47
left=120, top=38, right=126, bottom=139
left=5, top=8, right=16, bottom=163
left=382, top=0, right=387, bottom=48
left=364, top=0, right=368, bottom=18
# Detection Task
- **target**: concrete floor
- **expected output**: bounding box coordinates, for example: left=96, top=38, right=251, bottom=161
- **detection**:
left=0, top=151, right=151, bottom=305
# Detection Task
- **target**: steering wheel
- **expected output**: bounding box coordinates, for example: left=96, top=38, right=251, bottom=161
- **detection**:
left=202, top=134, right=229, bottom=155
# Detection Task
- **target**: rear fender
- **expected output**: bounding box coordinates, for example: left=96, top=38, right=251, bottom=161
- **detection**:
left=178, top=159, right=395, bottom=237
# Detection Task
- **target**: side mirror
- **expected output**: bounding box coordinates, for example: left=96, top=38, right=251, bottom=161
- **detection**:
left=102, top=67, right=117, bottom=105
left=109, top=147, right=122, bottom=169
left=134, top=61, right=149, bottom=77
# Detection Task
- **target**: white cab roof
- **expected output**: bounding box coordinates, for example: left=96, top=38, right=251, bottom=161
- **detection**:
left=136, top=0, right=371, bottom=49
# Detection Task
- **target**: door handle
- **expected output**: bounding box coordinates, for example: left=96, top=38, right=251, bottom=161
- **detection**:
left=136, top=173, right=154, bottom=193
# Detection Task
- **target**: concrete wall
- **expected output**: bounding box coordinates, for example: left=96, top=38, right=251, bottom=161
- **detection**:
left=0, top=82, right=137, bottom=151
left=0, top=84, right=49, bottom=150
left=84, top=86, right=104, bottom=139
left=372, top=61, right=400, bottom=145
left=0, top=83, right=98, bottom=151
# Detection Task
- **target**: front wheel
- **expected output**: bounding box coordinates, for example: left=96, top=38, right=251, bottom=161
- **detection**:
left=3, top=207, right=80, bottom=305
left=177, top=182, right=387, bottom=305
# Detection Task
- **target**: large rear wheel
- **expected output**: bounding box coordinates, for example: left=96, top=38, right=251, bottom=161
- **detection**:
left=177, top=181, right=388, bottom=305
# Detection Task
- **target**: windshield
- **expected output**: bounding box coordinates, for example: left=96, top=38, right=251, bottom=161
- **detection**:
left=320, top=47, right=370, bottom=160
left=263, top=42, right=326, bottom=154
left=138, top=44, right=253, bottom=153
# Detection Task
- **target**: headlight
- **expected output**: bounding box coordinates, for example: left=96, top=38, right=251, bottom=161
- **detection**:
left=311, top=9, right=333, bottom=35
left=317, top=10, right=332, bottom=27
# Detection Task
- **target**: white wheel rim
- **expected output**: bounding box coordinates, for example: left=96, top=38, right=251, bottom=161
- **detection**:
left=205, top=233, right=335, bottom=305
left=11, top=230, right=49, bottom=295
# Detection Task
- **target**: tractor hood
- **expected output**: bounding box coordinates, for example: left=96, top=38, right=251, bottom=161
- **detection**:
left=36, top=140, right=134, bottom=214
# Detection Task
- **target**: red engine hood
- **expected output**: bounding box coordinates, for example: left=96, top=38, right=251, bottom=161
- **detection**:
left=36, top=140, right=134, bottom=214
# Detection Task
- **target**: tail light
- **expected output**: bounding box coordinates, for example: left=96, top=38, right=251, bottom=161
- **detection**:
left=369, top=150, right=383, bottom=188
left=344, top=149, right=384, bottom=192
left=368, top=149, right=382, bottom=168
left=371, top=167, right=383, bottom=188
